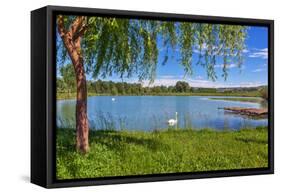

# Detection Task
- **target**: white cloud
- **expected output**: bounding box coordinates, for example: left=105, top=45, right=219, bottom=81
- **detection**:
left=186, top=79, right=263, bottom=88
left=252, top=68, right=265, bottom=73
left=238, top=82, right=264, bottom=87
left=195, top=75, right=203, bottom=80
left=187, top=78, right=217, bottom=88
left=214, top=64, right=239, bottom=69
left=248, top=48, right=268, bottom=59
left=141, top=79, right=179, bottom=87
left=193, top=44, right=250, bottom=58
left=139, top=76, right=264, bottom=88
left=213, top=63, right=246, bottom=70
left=193, top=43, right=208, bottom=54
left=158, top=75, right=181, bottom=79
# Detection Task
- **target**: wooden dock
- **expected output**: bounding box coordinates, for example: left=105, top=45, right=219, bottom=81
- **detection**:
left=221, top=107, right=268, bottom=116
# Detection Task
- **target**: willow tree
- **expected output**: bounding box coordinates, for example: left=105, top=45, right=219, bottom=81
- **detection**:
left=57, top=15, right=247, bottom=153
left=60, top=63, right=76, bottom=96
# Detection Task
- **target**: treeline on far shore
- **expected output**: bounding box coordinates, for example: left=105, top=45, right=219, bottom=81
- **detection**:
left=57, top=79, right=268, bottom=99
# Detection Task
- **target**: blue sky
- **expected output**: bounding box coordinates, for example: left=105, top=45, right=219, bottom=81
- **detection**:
left=111, top=26, right=268, bottom=88
left=57, top=25, right=268, bottom=88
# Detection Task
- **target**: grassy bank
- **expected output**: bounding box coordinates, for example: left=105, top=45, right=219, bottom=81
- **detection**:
left=209, top=97, right=263, bottom=103
left=56, top=127, right=268, bottom=179
left=57, top=91, right=260, bottom=100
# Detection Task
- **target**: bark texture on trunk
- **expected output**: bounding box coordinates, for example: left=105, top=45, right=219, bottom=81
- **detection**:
left=57, top=16, right=89, bottom=153
left=74, top=41, right=89, bottom=153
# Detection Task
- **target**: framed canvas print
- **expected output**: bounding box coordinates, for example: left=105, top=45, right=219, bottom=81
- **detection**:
left=31, top=5, right=274, bottom=188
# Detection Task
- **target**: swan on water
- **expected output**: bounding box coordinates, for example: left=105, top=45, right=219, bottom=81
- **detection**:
left=167, top=112, right=178, bottom=126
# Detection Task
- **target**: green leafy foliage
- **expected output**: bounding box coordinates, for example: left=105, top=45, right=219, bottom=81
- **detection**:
left=259, top=86, right=268, bottom=100
left=175, top=81, right=190, bottom=93
left=57, top=79, right=263, bottom=99
left=57, top=64, right=76, bottom=95
left=57, top=16, right=247, bottom=82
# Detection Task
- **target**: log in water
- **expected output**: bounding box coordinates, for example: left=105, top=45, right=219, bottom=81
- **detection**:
left=221, top=107, right=268, bottom=116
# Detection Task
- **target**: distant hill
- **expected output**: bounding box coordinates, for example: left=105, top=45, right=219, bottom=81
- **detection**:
left=192, top=85, right=267, bottom=92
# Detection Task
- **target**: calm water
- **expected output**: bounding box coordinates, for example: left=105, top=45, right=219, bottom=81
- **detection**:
left=57, top=96, right=268, bottom=131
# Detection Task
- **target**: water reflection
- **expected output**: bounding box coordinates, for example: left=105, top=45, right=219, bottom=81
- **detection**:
left=57, top=96, right=268, bottom=131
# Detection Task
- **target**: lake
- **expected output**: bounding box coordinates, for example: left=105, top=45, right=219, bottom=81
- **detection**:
left=57, top=96, right=268, bottom=131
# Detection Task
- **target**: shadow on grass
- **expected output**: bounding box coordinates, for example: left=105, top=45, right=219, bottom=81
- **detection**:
left=235, top=137, right=268, bottom=145
left=90, top=130, right=169, bottom=152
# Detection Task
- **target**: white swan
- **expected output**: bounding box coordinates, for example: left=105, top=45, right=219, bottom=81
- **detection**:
left=167, top=112, right=178, bottom=126
left=112, top=98, right=115, bottom=101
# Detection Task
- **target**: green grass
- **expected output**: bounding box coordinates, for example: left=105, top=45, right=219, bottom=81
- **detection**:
left=57, top=91, right=260, bottom=100
left=209, top=97, right=263, bottom=103
left=56, top=126, right=268, bottom=180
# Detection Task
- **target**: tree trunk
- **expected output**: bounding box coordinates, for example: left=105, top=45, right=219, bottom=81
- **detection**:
left=57, top=16, right=89, bottom=153
left=74, top=60, right=89, bottom=153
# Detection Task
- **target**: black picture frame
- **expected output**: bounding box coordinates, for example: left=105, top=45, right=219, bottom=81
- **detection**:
left=31, top=5, right=274, bottom=188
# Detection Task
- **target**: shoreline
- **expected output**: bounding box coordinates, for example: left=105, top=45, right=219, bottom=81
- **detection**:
left=58, top=125, right=268, bottom=133
left=57, top=92, right=262, bottom=100
left=209, top=97, right=263, bottom=103
left=222, top=107, right=268, bottom=116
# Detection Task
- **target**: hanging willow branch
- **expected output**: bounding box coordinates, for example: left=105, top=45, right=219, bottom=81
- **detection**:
left=57, top=16, right=247, bottom=82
